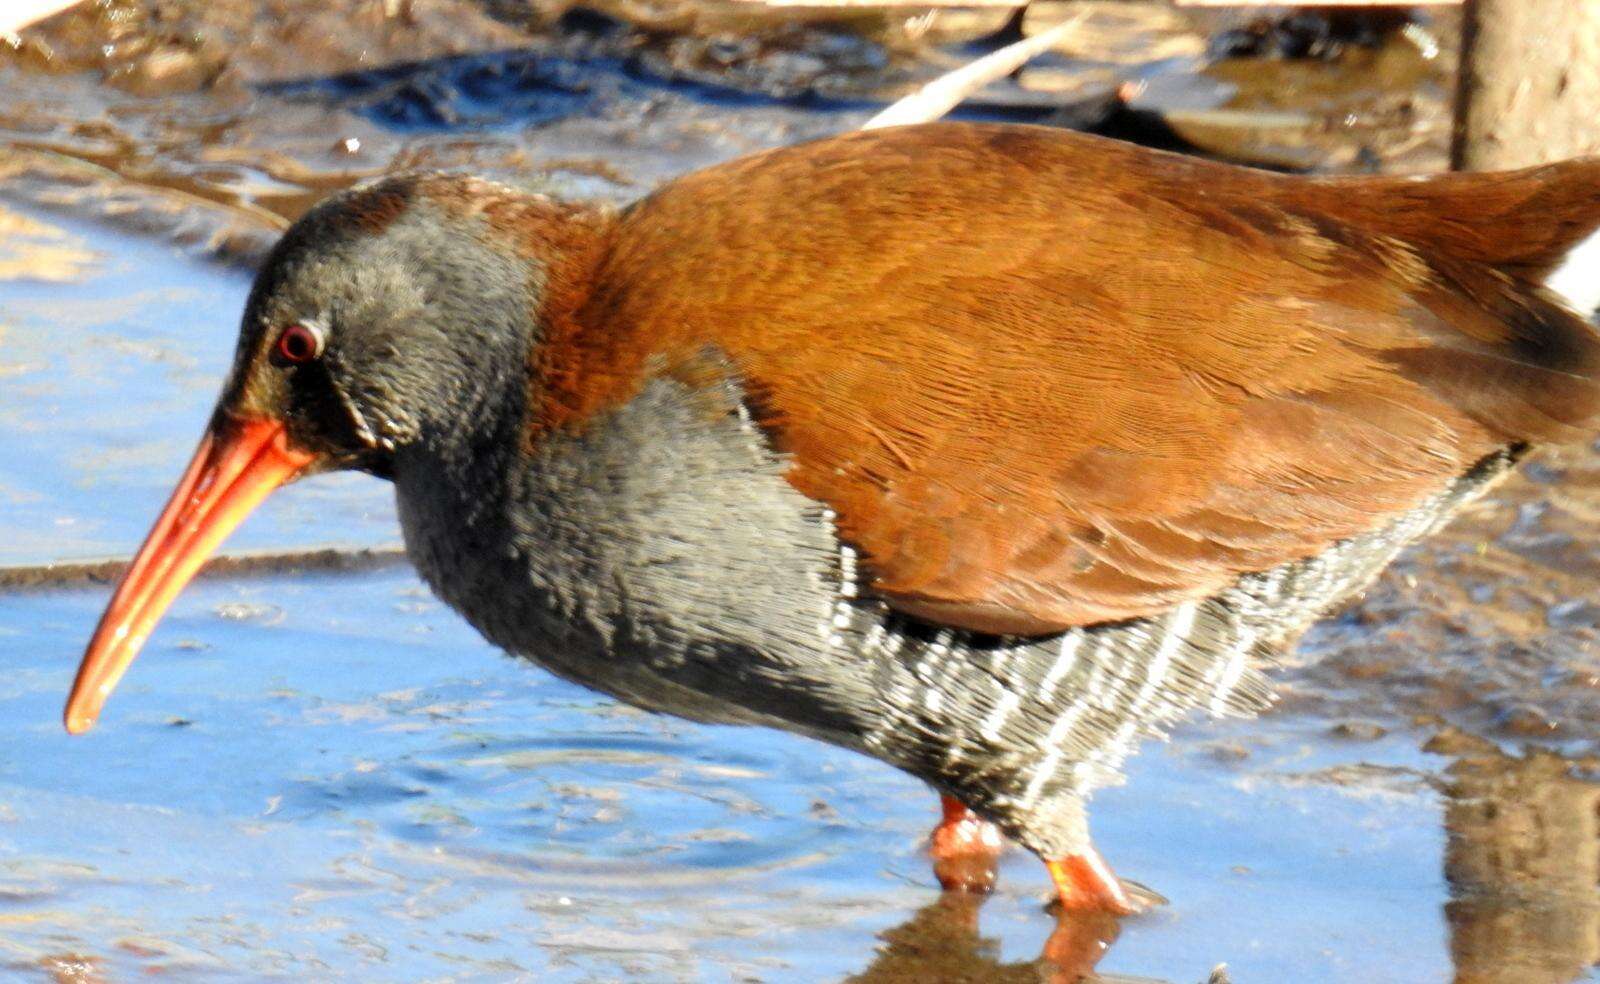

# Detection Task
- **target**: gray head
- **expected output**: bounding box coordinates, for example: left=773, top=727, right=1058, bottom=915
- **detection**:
left=220, top=174, right=557, bottom=476
left=64, top=173, right=612, bottom=734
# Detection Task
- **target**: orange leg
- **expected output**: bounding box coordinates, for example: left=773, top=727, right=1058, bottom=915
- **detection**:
left=929, top=795, right=1005, bottom=894
left=1044, top=847, right=1139, bottom=915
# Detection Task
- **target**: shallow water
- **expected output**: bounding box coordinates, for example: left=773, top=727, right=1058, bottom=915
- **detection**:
left=0, top=206, right=398, bottom=566
left=1, top=6, right=1598, bottom=981
left=0, top=567, right=1492, bottom=982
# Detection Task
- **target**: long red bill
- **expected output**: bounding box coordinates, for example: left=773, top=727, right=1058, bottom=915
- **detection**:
left=64, top=417, right=315, bottom=735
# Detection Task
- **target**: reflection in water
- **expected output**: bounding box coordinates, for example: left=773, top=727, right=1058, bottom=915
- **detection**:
left=857, top=805, right=1149, bottom=983
left=848, top=733, right=1600, bottom=984
left=1441, top=737, right=1600, bottom=984
left=843, top=893, right=1128, bottom=984
left=39, top=954, right=105, bottom=984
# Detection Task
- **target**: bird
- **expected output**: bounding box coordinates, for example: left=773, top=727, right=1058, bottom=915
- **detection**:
left=63, top=121, right=1600, bottom=915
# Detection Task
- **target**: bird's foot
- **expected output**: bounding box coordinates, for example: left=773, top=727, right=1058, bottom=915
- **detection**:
left=930, top=795, right=1005, bottom=894
left=1045, top=848, right=1163, bottom=916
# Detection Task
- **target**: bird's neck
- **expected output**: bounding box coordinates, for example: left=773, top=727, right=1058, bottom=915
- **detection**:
left=390, top=400, right=532, bottom=656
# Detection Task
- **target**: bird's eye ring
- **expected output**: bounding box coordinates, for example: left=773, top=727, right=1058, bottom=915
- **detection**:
left=276, top=323, right=325, bottom=364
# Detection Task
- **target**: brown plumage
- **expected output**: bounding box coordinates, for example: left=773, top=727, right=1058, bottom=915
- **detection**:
left=483, top=123, right=1600, bottom=633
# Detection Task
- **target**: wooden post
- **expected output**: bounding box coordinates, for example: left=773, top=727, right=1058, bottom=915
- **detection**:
left=1452, top=0, right=1600, bottom=171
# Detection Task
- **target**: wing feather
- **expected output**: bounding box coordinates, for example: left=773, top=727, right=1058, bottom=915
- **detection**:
left=545, top=123, right=1600, bottom=634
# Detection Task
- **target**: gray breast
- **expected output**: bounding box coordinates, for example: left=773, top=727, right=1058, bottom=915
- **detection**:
left=396, top=370, right=882, bottom=743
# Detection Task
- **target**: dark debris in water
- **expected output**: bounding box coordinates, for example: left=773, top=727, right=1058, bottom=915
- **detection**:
left=264, top=44, right=903, bottom=136
left=270, top=52, right=614, bottom=131
left=1208, top=9, right=1413, bottom=62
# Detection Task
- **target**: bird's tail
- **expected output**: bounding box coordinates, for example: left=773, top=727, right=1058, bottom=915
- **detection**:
left=1312, top=157, right=1600, bottom=319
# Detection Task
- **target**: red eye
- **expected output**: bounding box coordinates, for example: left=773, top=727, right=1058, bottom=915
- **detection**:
left=276, top=323, right=324, bottom=364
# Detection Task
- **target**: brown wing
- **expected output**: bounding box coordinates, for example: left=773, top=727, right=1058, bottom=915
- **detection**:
left=541, top=123, right=1600, bottom=634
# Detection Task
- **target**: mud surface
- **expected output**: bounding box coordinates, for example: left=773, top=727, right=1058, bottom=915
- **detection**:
left=0, top=2, right=1596, bottom=982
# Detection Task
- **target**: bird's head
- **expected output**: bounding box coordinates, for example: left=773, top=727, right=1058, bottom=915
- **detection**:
left=63, top=174, right=608, bottom=734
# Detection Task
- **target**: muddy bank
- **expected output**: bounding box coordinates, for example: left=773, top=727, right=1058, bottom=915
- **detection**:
left=3, top=0, right=1455, bottom=269
left=0, top=546, right=408, bottom=592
